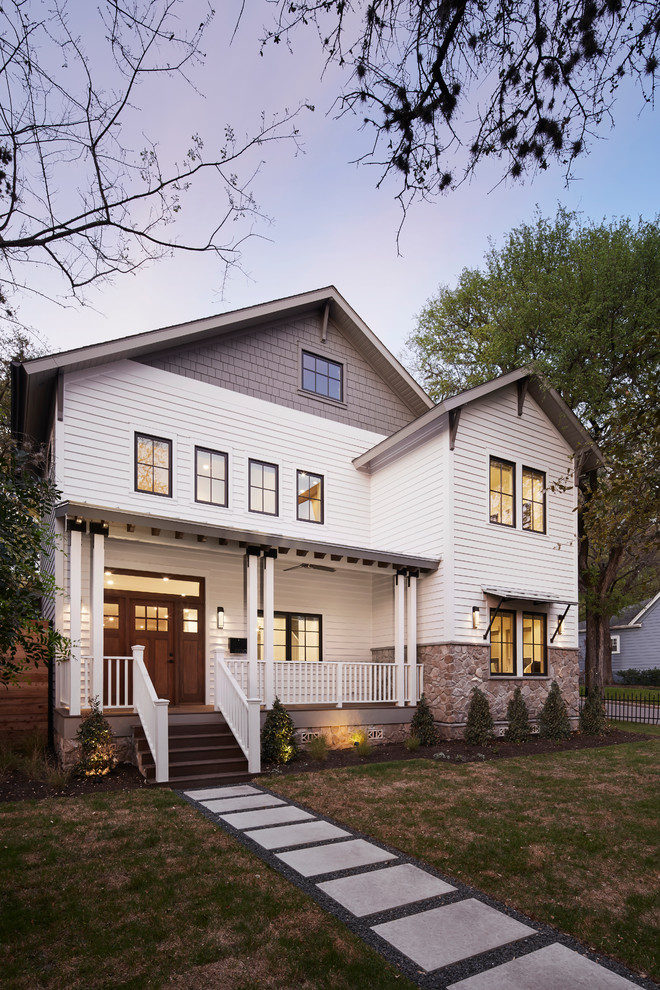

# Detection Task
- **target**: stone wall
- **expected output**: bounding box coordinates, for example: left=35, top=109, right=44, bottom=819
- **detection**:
left=54, top=729, right=134, bottom=771
left=296, top=720, right=408, bottom=750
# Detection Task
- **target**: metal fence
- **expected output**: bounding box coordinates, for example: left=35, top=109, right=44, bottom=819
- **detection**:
left=580, top=690, right=660, bottom=725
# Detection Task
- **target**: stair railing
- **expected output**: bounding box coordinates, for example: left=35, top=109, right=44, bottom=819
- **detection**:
left=132, top=645, right=169, bottom=783
left=214, top=647, right=261, bottom=774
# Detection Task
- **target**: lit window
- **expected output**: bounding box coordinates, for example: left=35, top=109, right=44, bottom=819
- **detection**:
left=490, top=609, right=516, bottom=675
left=258, top=612, right=322, bottom=661
left=489, top=458, right=515, bottom=526
left=134, top=604, right=168, bottom=632
left=195, top=447, right=228, bottom=507
left=183, top=608, right=199, bottom=634
left=522, top=467, right=546, bottom=533
left=523, top=613, right=547, bottom=676
left=135, top=433, right=171, bottom=497
left=297, top=470, right=324, bottom=523
left=103, top=602, right=119, bottom=630
left=301, top=351, right=343, bottom=401
left=249, top=460, right=278, bottom=515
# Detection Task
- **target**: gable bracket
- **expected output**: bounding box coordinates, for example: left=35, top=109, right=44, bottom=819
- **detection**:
left=449, top=407, right=461, bottom=451
left=482, top=598, right=505, bottom=641
left=517, top=378, right=529, bottom=417
left=550, top=603, right=572, bottom=644
left=320, top=300, right=330, bottom=343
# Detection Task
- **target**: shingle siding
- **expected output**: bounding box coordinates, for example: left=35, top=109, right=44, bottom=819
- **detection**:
left=138, top=312, right=417, bottom=434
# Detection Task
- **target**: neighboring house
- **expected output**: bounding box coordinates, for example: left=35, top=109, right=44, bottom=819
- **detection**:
left=11, top=287, right=600, bottom=784
left=579, top=593, right=660, bottom=678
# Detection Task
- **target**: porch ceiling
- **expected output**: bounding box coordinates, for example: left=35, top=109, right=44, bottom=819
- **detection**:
left=56, top=501, right=440, bottom=573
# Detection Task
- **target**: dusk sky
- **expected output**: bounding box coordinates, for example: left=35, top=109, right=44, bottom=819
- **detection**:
left=15, top=1, right=660, bottom=365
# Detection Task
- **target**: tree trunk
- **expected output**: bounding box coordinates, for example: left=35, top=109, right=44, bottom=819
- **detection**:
left=584, top=609, right=613, bottom=692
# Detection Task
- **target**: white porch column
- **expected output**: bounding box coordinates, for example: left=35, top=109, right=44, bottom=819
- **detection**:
left=394, top=569, right=406, bottom=707
left=90, top=531, right=105, bottom=710
left=246, top=548, right=260, bottom=699
left=68, top=527, right=82, bottom=716
left=263, top=550, right=276, bottom=709
left=406, top=572, right=418, bottom=703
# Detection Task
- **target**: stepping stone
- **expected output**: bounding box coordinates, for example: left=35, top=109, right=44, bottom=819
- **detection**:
left=220, top=806, right=315, bottom=830
left=317, top=863, right=455, bottom=917
left=277, top=838, right=396, bottom=878
left=201, top=794, right=285, bottom=813
left=372, top=898, right=535, bottom=972
left=447, top=942, right=642, bottom=989
left=245, top=820, right=350, bottom=850
left=185, top=785, right=258, bottom=801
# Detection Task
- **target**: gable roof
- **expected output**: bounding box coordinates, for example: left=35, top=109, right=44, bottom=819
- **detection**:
left=12, top=286, right=434, bottom=444
left=353, top=367, right=603, bottom=474
left=611, top=592, right=660, bottom=629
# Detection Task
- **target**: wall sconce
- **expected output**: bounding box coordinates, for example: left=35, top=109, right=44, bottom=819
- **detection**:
left=556, top=617, right=564, bottom=636
left=216, top=606, right=225, bottom=630
left=472, top=606, right=480, bottom=629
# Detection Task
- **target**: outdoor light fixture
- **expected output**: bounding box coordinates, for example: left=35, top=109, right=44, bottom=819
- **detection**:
left=557, top=617, right=564, bottom=636
left=472, top=606, right=480, bottom=629
left=217, top=606, right=225, bottom=630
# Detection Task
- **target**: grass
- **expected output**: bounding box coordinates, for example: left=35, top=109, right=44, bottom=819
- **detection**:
left=268, top=726, right=660, bottom=983
left=0, top=788, right=413, bottom=990
left=580, top=685, right=660, bottom=702
left=0, top=731, right=71, bottom=788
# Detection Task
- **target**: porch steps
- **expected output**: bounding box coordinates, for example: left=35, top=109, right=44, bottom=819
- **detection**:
left=133, top=717, right=251, bottom=788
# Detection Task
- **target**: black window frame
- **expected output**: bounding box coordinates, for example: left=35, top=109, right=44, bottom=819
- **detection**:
left=134, top=432, right=172, bottom=498
left=522, top=466, right=546, bottom=534
left=248, top=458, right=279, bottom=516
left=301, top=350, right=344, bottom=402
left=195, top=446, right=229, bottom=508
left=489, top=608, right=517, bottom=676
left=258, top=610, right=323, bottom=662
left=489, top=456, right=516, bottom=527
left=296, top=469, right=324, bottom=524
left=522, top=612, right=548, bottom=676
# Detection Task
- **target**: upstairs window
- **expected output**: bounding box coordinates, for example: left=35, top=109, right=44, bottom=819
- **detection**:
left=489, top=609, right=516, bottom=675
left=301, top=351, right=343, bottom=401
left=195, top=447, right=228, bottom=507
left=522, top=467, right=546, bottom=533
left=135, top=433, right=171, bottom=497
left=249, top=459, right=278, bottom=515
left=297, top=470, right=324, bottom=523
left=489, top=457, right=515, bottom=526
left=522, top=613, right=547, bottom=676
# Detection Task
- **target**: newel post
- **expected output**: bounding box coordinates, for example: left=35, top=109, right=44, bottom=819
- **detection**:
left=247, top=697, right=261, bottom=774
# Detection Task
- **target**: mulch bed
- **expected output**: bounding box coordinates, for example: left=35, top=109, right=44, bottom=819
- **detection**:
left=0, top=729, right=649, bottom=802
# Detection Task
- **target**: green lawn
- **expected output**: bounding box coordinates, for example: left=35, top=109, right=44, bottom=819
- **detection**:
left=268, top=728, right=660, bottom=983
left=580, top=685, right=660, bottom=702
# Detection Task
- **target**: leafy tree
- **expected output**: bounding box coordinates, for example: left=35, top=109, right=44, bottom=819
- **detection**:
left=262, top=1, right=659, bottom=206
left=408, top=208, right=660, bottom=692
left=0, top=1, right=306, bottom=316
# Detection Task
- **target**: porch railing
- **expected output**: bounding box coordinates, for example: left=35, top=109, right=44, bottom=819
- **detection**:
left=226, top=660, right=424, bottom=708
left=132, top=645, right=169, bottom=783
left=80, top=655, right=134, bottom=710
left=214, top=649, right=261, bottom=774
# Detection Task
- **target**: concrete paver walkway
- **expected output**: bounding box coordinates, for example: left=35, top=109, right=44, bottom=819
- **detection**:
left=182, top=783, right=656, bottom=990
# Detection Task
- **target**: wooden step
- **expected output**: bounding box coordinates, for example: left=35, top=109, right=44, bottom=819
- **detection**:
left=132, top=716, right=250, bottom=787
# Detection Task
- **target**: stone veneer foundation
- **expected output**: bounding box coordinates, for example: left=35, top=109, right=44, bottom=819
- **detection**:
left=373, top=644, right=580, bottom=740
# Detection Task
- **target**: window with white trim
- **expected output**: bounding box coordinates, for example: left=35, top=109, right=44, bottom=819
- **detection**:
left=249, top=459, right=278, bottom=515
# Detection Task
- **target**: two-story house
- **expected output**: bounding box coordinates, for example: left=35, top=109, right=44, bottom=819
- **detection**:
left=11, top=287, right=600, bottom=785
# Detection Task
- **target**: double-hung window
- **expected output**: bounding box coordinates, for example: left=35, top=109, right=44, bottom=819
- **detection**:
left=257, top=612, right=322, bottom=661
left=195, top=447, right=228, bottom=507
left=301, top=351, right=343, bottom=401
left=522, top=467, right=546, bottom=533
left=135, top=433, right=171, bottom=497
left=489, top=458, right=515, bottom=526
left=297, top=470, right=324, bottom=523
left=249, top=459, right=278, bottom=515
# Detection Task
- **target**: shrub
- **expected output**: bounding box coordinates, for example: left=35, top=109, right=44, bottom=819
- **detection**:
left=504, top=687, right=531, bottom=742
left=539, top=681, right=571, bottom=740
left=352, top=731, right=372, bottom=758
left=405, top=734, right=421, bottom=752
left=579, top=689, right=606, bottom=736
left=464, top=687, right=494, bottom=746
left=261, top=697, right=299, bottom=765
left=617, top=667, right=660, bottom=686
left=306, top=734, right=328, bottom=762
left=409, top=693, right=438, bottom=746
left=74, top=697, right=117, bottom=777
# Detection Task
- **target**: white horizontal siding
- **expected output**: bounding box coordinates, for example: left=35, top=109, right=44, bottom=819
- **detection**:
left=62, top=360, right=391, bottom=550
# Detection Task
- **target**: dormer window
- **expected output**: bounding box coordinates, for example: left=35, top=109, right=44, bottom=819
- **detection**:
left=301, top=351, right=343, bottom=402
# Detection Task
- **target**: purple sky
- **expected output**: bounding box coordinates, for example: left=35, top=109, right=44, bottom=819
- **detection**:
left=14, top=2, right=660, bottom=364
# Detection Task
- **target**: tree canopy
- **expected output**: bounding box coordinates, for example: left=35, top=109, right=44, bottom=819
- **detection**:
left=263, top=1, right=660, bottom=205
left=408, top=208, right=660, bottom=688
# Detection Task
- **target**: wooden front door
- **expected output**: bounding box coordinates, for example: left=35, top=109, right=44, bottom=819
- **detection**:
left=103, top=590, right=205, bottom=705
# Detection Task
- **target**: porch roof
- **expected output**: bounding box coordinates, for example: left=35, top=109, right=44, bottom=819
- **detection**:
left=56, top=501, right=440, bottom=573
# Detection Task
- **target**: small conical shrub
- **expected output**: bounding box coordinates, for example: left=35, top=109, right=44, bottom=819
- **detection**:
left=74, top=697, right=117, bottom=777
left=464, top=687, right=494, bottom=746
left=409, top=693, right=438, bottom=746
left=261, top=697, right=299, bottom=765
left=504, top=687, right=531, bottom=743
left=539, top=681, right=571, bottom=740
left=579, top=689, right=606, bottom=736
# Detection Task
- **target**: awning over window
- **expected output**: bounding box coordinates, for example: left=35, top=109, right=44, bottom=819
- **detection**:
left=481, top=586, right=578, bottom=606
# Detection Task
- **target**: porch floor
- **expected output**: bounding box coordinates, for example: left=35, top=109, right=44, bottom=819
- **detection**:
left=181, top=784, right=642, bottom=990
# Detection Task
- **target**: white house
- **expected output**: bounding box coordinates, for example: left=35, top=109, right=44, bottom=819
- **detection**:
left=12, top=287, right=600, bottom=785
